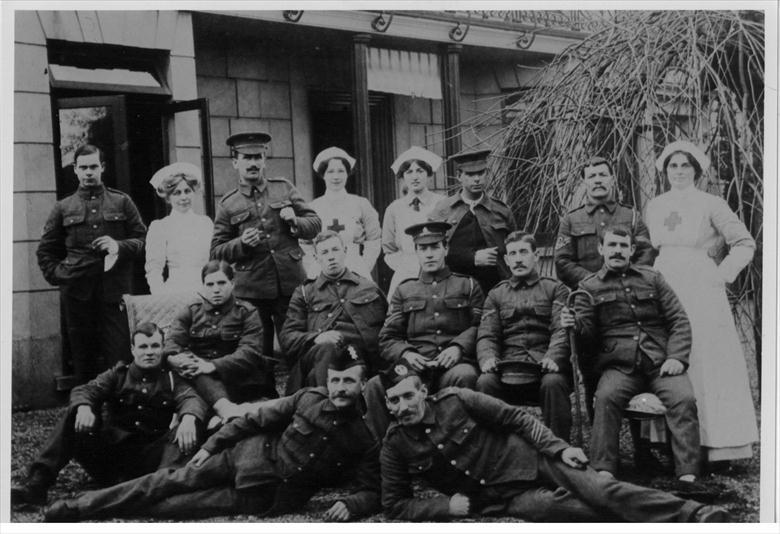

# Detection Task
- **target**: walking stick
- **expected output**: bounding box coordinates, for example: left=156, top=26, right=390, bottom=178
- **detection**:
left=566, top=289, right=594, bottom=447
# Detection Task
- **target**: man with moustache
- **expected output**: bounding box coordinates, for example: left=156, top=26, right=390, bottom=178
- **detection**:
left=12, top=323, right=206, bottom=507
left=562, top=225, right=702, bottom=484
left=281, top=231, right=387, bottom=393
left=378, top=366, right=728, bottom=522
left=362, top=221, right=484, bottom=438
left=476, top=231, right=572, bottom=439
left=554, top=157, right=655, bottom=419
left=44, top=346, right=381, bottom=522
left=211, top=132, right=321, bottom=360
left=37, top=143, right=147, bottom=383
left=428, top=149, right=516, bottom=294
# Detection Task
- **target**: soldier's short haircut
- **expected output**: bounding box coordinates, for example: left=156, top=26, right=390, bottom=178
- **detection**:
left=504, top=230, right=537, bottom=251
left=581, top=156, right=614, bottom=179
left=313, top=230, right=346, bottom=252
left=73, top=143, right=105, bottom=164
left=201, top=260, right=234, bottom=282
left=395, top=159, right=434, bottom=180
left=600, top=224, right=634, bottom=245
left=132, top=322, right=164, bottom=345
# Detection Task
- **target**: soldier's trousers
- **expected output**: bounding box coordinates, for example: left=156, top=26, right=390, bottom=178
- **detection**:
left=30, top=407, right=185, bottom=487
left=591, top=366, right=701, bottom=476
left=285, top=342, right=341, bottom=395
left=499, top=456, right=703, bottom=522
left=246, top=296, right=290, bottom=359
left=476, top=372, right=572, bottom=440
left=68, top=448, right=272, bottom=520
left=62, top=294, right=131, bottom=383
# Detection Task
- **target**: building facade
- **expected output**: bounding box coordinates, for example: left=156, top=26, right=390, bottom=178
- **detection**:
left=13, top=9, right=589, bottom=408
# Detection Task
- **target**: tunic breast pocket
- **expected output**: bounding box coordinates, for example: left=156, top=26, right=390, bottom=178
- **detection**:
left=220, top=322, right=244, bottom=342
left=444, top=297, right=471, bottom=326
left=403, top=299, right=427, bottom=333
left=408, top=456, right=434, bottom=475
left=350, top=292, right=383, bottom=325
left=229, top=210, right=253, bottom=232
left=593, top=291, right=619, bottom=326
left=103, top=210, right=128, bottom=237
left=634, top=289, right=660, bottom=316
left=571, top=222, right=597, bottom=257
left=499, top=306, right=518, bottom=326
left=62, top=212, right=87, bottom=245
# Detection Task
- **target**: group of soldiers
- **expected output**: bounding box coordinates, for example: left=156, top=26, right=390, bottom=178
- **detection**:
left=13, top=132, right=729, bottom=522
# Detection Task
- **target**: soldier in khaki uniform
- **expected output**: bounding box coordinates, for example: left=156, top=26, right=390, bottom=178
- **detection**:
left=363, top=221, right=484, bottom=437
left=36, top=144, right=147, bottom=383
left=44, top=346, right=381, bottom=522
left=165, top=260, right=275, bottom=418
left=210, top=132, right=321, bottom=358
left=476, top=231, right=572, bottom=439
left=12, top=323, right=206, bottom=507
left=281, top=231, right=387, bottom=394
left=428, top=149, right=516, bottom=294
left=379, top=366, right=728, bottom=522
left=553, top=156, right=655, bottom=419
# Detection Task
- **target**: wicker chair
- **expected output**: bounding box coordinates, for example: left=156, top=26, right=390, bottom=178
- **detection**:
left=121, top=292, right=198, bottom=337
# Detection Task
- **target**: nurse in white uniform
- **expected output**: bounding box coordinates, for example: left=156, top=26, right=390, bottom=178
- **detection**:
left=302, top=147, right=381, bottom=280
left=645, top=140, right=758, bottom=464
left=381, top=146, right=445, bottom=298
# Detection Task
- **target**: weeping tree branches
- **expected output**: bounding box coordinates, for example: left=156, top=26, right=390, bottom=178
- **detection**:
left=484, top=10, right=764, bottom=365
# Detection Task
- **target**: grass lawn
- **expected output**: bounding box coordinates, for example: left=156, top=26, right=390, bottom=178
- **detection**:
left=10, top=347, right=762, bottom=523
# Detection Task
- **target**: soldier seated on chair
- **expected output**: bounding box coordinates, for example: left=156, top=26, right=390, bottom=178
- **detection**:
left=476, top=231, right=573, bottom=440
left=362, top=221, right=484, bottom=439
left=561, top=225, right=702, bottom=485
left=281, top=231, right=387, bottom=394
left=11, top=322, right=207, bottom=507
left=165, top=260, right=277, bottom=423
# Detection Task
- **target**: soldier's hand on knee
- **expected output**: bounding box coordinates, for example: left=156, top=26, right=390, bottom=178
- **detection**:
left=480, top=358, right=498, bottom=373
left=189, top=448, right=212, bottom=467
left=448, top=493, right=470, bottom=517
left=659, top=358, right=685, bottom=376
left=175, top=414, right=198, bottom=455
left=401, top=352, right=428, bottom=372
left=561, top=447, right=589, bottom=469
left=540, top=358, right=559, bottom=373
left=323, top=501, right=351, bottom=522
left=314, top=330, right=342, bottom=346
left=74, top=405, right=96, bottom=433
left=435, top=346, right=462, bottom=369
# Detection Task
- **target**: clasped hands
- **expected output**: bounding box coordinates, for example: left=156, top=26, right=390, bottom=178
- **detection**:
left=402, top=346, right=462, bottom=372
left=168, top=352, right=216, bottom=378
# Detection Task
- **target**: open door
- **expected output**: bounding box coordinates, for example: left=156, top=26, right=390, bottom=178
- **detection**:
left=160, top=98, right=215, bottom=219
left=53, top=95, right=130, bottom=199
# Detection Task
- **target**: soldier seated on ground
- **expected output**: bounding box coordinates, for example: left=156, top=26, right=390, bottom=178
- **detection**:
left=43, top=345, right=381, bottom=523
left=379, top=365, right=729, bottom=523
left=363, top=221, right=484, bottom=438
left=281, top=230, right=387, bottom=394
left=164, top=260, right=277, bottom=425
left=12, top=322, right=207, bottom=507
left=476, top=231, right=573, bottom=439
